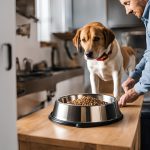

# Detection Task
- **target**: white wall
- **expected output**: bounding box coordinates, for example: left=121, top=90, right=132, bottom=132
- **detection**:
left=16, top=14, right=51, bottom=69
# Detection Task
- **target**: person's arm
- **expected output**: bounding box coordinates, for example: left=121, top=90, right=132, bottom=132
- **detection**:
left=134, top=56, right=150, bottom=94
left=119, top=53, right=150, bottom=107
left=129, top=56, right=146, bottom=82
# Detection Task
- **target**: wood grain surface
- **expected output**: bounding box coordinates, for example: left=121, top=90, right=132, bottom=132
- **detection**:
left=17, top=96, right=143, bottom=150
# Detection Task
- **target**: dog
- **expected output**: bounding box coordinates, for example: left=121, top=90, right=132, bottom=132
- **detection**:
left=73, top=22, right=136, bottom=100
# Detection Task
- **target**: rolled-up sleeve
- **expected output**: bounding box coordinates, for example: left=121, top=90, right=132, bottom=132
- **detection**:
left=131, top=53, right=150, bottom=94
left=130, top=57, right=146, bottom=81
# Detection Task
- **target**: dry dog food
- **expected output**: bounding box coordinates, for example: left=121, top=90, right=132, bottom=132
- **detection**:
left=67, top=96, right=107, bottom=106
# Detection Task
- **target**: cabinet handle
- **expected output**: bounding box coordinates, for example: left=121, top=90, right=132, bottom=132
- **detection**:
left=1, top=43, right=12, bottom=71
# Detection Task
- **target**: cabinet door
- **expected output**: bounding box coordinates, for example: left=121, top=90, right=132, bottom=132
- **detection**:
left=0, top=0, right=18, bottom=150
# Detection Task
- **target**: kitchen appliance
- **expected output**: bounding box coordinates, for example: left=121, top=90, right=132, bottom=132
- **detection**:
left=49, top=93, right=123, bottom=127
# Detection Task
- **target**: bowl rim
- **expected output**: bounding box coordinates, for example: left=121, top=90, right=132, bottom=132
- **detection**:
left=57, top=93, right=117, bottom=107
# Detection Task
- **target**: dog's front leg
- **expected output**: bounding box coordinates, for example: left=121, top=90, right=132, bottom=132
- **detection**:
left=112, top=71, right=121, bottom=100
left=90, top=73, right=100, bottom=93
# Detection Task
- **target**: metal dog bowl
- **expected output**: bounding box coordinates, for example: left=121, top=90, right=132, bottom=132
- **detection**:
left=49, top=93, right=123, bottom=127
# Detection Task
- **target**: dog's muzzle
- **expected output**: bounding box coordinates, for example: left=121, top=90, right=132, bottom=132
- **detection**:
left=85, top=51, right=93, bottom=58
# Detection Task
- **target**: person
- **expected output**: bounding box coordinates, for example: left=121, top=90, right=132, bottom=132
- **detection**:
left=118, top=0, right=150, bottom=107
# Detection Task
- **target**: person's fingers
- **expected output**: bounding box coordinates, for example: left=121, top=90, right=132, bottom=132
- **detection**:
left=122, top=78, right=135, bottom=92
left=118, top=95, right=127, bottom=107
left=122, top=81, right=129, bottom=92
left=122, top=82, right=134, bottom=93
left=119, top=88, right=139, bottom=107
left=123, top=86, right=129, bottom=93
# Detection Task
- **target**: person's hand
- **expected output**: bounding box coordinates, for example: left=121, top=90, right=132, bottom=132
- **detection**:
left=118, top=88, right=140, bottom=107
left=122, top=77, right=135, bottom=93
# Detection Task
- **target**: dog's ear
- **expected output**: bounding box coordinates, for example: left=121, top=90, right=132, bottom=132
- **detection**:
left=103, top=28, right=115, bottom=49
left=72, top=29, right=82, bottom=52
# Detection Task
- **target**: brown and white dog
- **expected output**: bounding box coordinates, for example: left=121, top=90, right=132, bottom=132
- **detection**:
left=73, top=22, right=136, bottom=100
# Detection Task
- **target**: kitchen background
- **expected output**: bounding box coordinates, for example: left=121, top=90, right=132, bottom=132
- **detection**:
left=16, top=0, right=146, bottom=118
left=1, top=0, right=149, bottom=149
left=0, top=0, right=150, bottom=150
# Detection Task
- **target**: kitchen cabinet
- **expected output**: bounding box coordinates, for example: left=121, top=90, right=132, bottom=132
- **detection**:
left=17, top=96, right=143, bottom=150
left=16, top=0, right=35, bottom=19
left=0, top=0, right=18, bottom=150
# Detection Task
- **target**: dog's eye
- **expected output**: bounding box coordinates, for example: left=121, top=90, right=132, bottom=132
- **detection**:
left=81, top=38, right=86, bottom=42
left=93, top=37, right=100, bottom=42
left=124, top=1, right=130, bottom=6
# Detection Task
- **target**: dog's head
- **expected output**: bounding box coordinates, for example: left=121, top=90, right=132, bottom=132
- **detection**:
left=73, top=22, right=115, bottom=60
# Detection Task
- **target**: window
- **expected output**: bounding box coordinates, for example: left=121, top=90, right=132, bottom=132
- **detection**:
left=36, top=0, right=51, bottom=41
left=36, top=0, right=72, bottom=42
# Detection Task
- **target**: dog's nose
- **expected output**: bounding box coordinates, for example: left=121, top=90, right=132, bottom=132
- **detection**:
left=85, top=51, right=93, bottom=58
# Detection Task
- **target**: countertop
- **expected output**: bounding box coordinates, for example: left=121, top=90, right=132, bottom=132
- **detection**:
left=17, top=67, right=84, bottom=97
left=17, top=96, right=143, bottom=150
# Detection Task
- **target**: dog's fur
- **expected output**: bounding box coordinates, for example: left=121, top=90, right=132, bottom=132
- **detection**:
left=73, top=22, right=136, bottom=100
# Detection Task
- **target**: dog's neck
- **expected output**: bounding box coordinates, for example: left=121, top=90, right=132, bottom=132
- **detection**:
left=96, top=43, right=113, bottom=61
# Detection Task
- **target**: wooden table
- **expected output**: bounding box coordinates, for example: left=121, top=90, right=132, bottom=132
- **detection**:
left=17, top=96, right=143, bottom=150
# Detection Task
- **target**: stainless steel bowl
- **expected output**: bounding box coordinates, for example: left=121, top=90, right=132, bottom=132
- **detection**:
left=49, top=93, right=123, bottom=127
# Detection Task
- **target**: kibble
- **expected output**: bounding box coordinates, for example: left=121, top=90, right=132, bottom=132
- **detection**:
left=67, top=96, right=107, bottom=106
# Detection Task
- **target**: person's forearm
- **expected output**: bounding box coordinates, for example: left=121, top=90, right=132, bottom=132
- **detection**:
left=134, top=59, right=150, bottom=94
left=130, top=57, right=146, bottom=82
